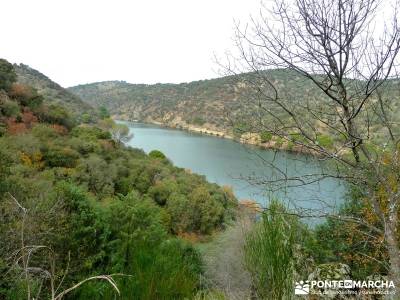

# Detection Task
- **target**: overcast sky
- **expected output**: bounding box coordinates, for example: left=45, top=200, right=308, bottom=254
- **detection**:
left=1, top=0, right=260, bottom=87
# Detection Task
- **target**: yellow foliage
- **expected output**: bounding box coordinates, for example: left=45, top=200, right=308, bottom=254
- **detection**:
left=32, top=151, right=43, bottom=163
left=20, top=152, right=32, bottom=166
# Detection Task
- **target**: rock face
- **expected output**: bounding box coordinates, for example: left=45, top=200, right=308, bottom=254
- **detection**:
left=240, top=132, right=261, bottom=145
left=309, top=263, right=351, bottom=282
left=308, top=263, right=352, bottom=299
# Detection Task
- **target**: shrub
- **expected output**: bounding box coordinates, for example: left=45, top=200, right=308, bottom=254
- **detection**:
left=275, top=137, right=284, bottom=147
left=72, top=126, right=111, bottom=141
left=167, top=186, right=225, bottom=234
left=74, top=154, right=117, bottom=196
left=81, top=113, right=92, bottom=123
left=68, top=137, right=100, bottom=155
left=260, top=131, right=273, bottom=143
left=0, top=59, right=16, bottom=91
left=32, top=124, right=59, bottom=139
left=233, top=122, right=251, bottom=139
left=83, top=194, right=204, bottom=300
left=98, top=106, right=110, bottom=119
left=148, top=179, right=177, bottom=206
left=43, top=146, right=80, bottom=168
left=149, top=149, right=166, bottom=159
left=316, top=134, right=334, bottom=148
left=1, top=99, right=20, bottom=117
left=9, top=83, right=43, bottom=109
left=36, top=104, right=75, bottom=129
left=192, top=116, right=206, bottom=126
left=244, top=200, right=304, bottom=300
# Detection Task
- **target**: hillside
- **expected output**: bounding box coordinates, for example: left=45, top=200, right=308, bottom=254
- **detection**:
left=14, top=63, right=95, bottom=118
left=68, top=70, right=319, bottom=133
left=69, top=70, right=400, bottom=149
left=0, top=58, right=238, bottom=299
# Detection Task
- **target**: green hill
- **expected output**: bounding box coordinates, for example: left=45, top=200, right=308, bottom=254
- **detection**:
left=67, top=70, right=318, bottom=132
left=68, top=70, right=400, bottom=146
left=14, top=63, right=95, bottom=119
left=0, top=58, right=238, bottom=299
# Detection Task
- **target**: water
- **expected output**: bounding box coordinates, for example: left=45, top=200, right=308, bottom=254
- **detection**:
left=122, top=122, right=346, bottom=217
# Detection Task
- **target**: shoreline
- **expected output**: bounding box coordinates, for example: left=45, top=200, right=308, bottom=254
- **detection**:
left=116, top=117, right=317, bottom=156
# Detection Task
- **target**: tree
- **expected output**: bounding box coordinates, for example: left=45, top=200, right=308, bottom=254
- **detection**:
left=149, top=150, right=167, bottom=160
left=0, top=59, right=17, bottom=91
left=225, top=0, right=400, bottom=294
left=99, top=106, right=110, bottom=119
left=99, top=119, right=133, bottom=144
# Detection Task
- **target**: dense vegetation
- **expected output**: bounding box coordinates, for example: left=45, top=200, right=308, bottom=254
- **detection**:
left=68, top=70, right=400, bottom=145
left=242, top=189, right=396, bottom=299
left=3, top=52, right=399, bottom=299
left=0, top=59, right=237, bottom=299
left=67, top=70, right=328, bottom=136
left=14, top=64, right=95, bottom=122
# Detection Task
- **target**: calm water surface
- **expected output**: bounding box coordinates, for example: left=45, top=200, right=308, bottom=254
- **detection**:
left=122, top=122, right=346, bottom=216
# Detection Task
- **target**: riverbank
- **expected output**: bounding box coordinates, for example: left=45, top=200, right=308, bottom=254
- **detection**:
left=115, top=116, right=318, bottom=156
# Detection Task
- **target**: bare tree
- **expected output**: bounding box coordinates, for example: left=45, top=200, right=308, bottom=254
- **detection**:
left=222, top=0, right=400, bottom=295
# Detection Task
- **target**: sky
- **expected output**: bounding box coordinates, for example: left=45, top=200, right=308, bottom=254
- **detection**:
left=1, top=0, right=260, bottom=87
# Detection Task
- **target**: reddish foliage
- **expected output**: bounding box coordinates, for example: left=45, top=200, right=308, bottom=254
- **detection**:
left=21, top=109, right=38, bottom=128
left=4, top=108, right=39, bottom=135
left=5, top=118, right=28, bottom=135
left=9, top=83, right=35, bottom=99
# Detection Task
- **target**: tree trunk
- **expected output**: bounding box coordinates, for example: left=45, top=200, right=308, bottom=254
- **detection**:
left=385, top=215, right=400, bottom=299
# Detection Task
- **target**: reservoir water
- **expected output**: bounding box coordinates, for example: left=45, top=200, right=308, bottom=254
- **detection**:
left=123, top=122, right=346, bottom=217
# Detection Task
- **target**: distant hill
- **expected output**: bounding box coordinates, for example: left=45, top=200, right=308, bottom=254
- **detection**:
left=68, top=69, right=400, bottom=138
left=68, top=70, right=316, bottom=132
left=14, top=64, right=95, bottom=118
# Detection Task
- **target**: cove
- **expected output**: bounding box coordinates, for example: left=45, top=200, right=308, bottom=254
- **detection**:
left=121, top=121, right=346, bottom=218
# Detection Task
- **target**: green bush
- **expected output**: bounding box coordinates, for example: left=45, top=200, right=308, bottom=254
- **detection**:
left=75, top=194, right=203, bottom=300
left=244, top=200, right=310, bottom=299
left=0, top=99, right=20, bottom=117
left=0, top=59, right=16, bottom=91
left=81, top=113, right=92, bottom=123
left=148, top=179, right=177, bottom=205
left=72, top=125, right=111, bottom=141
left=31, top=124, right=59, bottom=139
left=316, top=134, right=334, bottom=148
left=233, top=122, right=251, bottom=138
left=68, top=137, right=100, bottom=155
left=43, top=146, right=80, bottom=168
left=149, top=149, right=166, bottom=159
left=98, top=106, right=110, bottom=119
left=167, top=186, right=225, bottom=234
left=260, top=131, right=273, bottom=143
left=275, top=137, right=284, bottom=147
left=192, top=116, right=206, bottom=126
left=74, top=154, right=117, bottom=196
left=36, top=104, right=75, bottom=129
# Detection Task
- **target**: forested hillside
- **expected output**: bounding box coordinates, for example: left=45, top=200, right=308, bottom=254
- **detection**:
left=14, top=64, right=95, bottom=120
left=68, top=70, right=400, bottom=140
left=68, top=70, right=314, bottom=132
left=0, top=58, right=237, bottom=299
